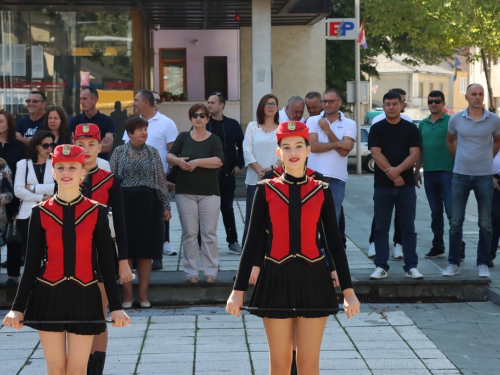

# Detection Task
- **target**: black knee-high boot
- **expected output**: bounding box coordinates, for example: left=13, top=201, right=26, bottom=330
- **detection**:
left=87, top=353, right=95, bottom=375
left=88, top=351, right=106, bottom=375
left=291, top=350, right=297, bottom=375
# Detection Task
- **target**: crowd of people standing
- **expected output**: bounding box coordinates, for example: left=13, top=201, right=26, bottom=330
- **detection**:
left=1, top=82, right=499, bottom=375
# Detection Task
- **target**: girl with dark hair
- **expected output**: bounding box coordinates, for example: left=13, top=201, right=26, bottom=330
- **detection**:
left=241, top=94, right=282, bottom=244
left=0, top=110, right=27, bottom=286
left=167, top=104, right=224, bottom=284
left=44, top=105, right=71, bottom=145
left=11, top=131, right=56, bottom=284
left=227, top=121, right=360, bottom=375
left=3, top=145, right=130, bottom=375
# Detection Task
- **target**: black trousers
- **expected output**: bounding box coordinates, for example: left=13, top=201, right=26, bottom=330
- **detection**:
left=7, top=218, right=29, bottom=278
left=218, top=171, right=238, bottom=244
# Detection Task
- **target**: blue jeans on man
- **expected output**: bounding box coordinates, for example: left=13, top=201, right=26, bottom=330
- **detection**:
left=327, top=178, right=346, bottom=224
left=423, top=171, right=453, bottom=249
left=373, top=186, right=418, bottom=272
left=490, top=174, right=500, bottom=262
left=448, top=174, right=493, bottom=267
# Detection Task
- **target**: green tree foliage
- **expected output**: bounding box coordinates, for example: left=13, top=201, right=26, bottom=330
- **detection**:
left=363, top=0, right=500, bottom=109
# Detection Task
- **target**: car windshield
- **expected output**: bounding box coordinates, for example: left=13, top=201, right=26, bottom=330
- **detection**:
left=361, top=129, right=368, bottom=142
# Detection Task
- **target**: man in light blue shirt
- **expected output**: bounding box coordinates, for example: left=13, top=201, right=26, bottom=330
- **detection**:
left=443, top=84, right=500, bottom=278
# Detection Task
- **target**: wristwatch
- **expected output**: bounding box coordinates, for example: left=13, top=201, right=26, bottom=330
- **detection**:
left=29, top=185, right=35, bottom=193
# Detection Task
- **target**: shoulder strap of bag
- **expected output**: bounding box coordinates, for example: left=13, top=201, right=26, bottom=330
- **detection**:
left=177, top=131, right=189, bottom=156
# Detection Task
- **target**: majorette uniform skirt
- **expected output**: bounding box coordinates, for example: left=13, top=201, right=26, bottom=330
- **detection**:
left=23, top=280, right=106, bottom=335
left=122, top=187, right=164, bottom=259
left=248, top=258, right=339, bottom=319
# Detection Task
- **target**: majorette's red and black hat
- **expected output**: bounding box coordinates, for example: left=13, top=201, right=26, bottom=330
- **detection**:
left=73, top=123, right=101, bottom=141
left=276, top=121, right=309, bottom=143
left=51, top=145, right=86, bottom=166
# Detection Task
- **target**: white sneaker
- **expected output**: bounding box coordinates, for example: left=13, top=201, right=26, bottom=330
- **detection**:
left=405, top=268, right=423, bottom=279
left=392, top=243, right=403, bottom=259
left=442, top=264, right=459, bottom=276
left=162, top=241, right=177, bottom=256
left=368, top=242, right=376, bottom=258
left=478, top=264, right=490, bottom=278
left=370, top=267, right=388, bottom=280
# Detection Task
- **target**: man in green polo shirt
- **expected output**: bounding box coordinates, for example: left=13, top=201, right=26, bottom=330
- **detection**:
left=415, top=90, right=464, bottom=259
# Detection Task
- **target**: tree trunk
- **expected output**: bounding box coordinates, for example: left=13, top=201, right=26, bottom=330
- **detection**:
left=481, top=48, right=496, bottom=113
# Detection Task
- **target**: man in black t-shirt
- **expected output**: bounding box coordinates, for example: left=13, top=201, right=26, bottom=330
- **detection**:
left=207, top=92, right=244, bottom=255
left=368, top=91, right=422, bottom=280
left=16, top=91, right=47, bottom=146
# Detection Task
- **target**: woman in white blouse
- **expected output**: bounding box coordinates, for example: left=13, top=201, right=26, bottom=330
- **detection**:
left=242, top=94, right=281, bottom=244
left=13, top=131, right=55, bottom=280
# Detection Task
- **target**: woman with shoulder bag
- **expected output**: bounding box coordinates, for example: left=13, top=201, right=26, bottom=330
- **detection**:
left=0, top=110, right=27, bottom=286
left=13, top=131, right=56, bottom=282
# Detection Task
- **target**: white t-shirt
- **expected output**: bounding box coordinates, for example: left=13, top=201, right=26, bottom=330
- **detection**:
left=243, top=121, right=279, bottom=185
left=122, top=112, right=178, bottom=173
left=307, top=111, right=357, bottom=182
left=278, top=107, right=305, bottom=123
left=493, top=150, right=500, bottom=175
left=372, top=112, right=412, bottom=124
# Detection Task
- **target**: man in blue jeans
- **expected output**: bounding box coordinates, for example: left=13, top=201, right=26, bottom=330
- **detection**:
left=444, top=84, right=500, bottom=278
left=415, top=90, right=465, bottom=259
left=368, top=91, right=422, bottom=280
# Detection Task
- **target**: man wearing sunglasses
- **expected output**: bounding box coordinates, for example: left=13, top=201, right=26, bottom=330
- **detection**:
left=16, top=91, right=47, bottom=146
left=206, top=92, right=244, bottom=255
left=415, top=91, right=464, bottom=261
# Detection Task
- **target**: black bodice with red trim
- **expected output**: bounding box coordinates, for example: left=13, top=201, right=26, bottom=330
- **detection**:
left=80, top=166, right=127, bottom=260
left=264, top=175, right=326, bottom=264
left=234, top=173, right=353, bottom=292
left=12, top=195, right=122, bottom=313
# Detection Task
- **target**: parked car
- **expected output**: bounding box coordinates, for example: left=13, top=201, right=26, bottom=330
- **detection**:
left=348, top=125, right=374, bottom=173
left=363, top=109, right=383, bottom=126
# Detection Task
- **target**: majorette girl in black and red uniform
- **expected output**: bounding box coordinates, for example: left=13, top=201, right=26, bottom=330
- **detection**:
left=72, top=123, right=133, bottom=374
left=3, top=145, right=130, bottom=375
left=226, top=121, right=360, bottom=375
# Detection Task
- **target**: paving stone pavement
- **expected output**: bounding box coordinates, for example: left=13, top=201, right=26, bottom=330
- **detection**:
left=0, top=305, right=472, bottom=375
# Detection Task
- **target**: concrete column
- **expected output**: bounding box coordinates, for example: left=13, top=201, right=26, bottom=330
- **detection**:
left=252, top=0, right=272, bottom=119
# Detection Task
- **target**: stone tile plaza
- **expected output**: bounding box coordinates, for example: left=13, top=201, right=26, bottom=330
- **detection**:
left=2, top=175, right=500, bottom=374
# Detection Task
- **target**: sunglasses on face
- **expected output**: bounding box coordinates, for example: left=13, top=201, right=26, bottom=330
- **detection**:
left=192, top=113, right=207, bottom=119
left=428, top=99, right=443, bottom=105
left=154, top=99, right=161, bottom=103
left=40, top=142, right=56, bottom=150
left=26, top=99, right=45, bottom=104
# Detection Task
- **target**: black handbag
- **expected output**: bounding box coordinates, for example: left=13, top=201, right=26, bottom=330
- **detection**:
left=166, top=131, right=188, bottom=183
left=5, top=217, right=21, bottom=244
left=6, top=161, right=28, bottom=244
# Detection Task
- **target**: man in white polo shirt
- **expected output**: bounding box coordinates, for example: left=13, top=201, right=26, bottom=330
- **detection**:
left=123, top=89, right=179, bottom=270
left=279, top=96, right=305, bottom=123
left=308, top=88, right=356, bottom=224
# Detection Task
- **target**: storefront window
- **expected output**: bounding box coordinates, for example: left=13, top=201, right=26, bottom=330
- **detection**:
left=0, top=9, right=134, bottom=120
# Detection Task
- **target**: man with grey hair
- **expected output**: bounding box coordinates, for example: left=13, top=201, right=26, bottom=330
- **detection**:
left=443, top=83, right=500, bottom=278
left=279, top=96, right=305, bottom=122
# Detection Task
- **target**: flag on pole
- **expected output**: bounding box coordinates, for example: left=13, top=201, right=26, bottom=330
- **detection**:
left=358, top=20, right=368, bottom=49
left=453, top=56, right=460, bottom=82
